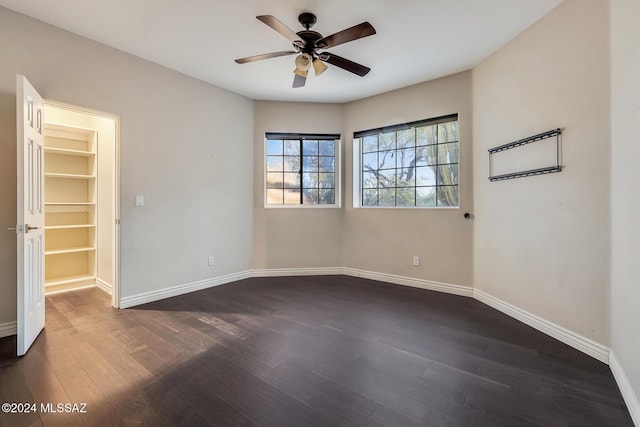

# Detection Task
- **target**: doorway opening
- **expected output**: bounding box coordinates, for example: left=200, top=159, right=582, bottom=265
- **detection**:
left=42, top=102, right=120, bottom=307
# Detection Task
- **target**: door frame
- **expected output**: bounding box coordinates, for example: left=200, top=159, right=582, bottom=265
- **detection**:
left=44, top=100, right=121, bottom=308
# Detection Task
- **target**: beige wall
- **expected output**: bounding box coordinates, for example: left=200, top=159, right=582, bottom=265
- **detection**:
left=610, top=0, right=640, bottom=408
left=0, top=7, right=254, bottom=326
left=252, top=101, right=344, bottom=269
left=473, top=0, right=611, bottom=344
left=342, top=72, right=474, bottom=286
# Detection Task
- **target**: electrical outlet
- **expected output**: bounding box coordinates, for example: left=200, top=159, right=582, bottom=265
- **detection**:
left=413, top=256, right=420, bottom=266
left=208, top=256, right=215, bottom=266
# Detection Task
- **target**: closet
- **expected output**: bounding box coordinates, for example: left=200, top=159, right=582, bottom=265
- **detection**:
left=44, top=125, right=97, bottom=293
left=42, top=104, right=117, bottom=297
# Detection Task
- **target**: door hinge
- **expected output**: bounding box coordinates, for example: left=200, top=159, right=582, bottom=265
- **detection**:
left=9, top=224, right=39, bottom=233
left=8, top=224, right=26, bottom=233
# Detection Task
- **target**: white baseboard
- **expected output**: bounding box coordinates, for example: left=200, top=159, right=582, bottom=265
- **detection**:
left=95, top=278, right=112, bottom=295
left=473, top=289, right=610, bottom=364
left=119, top=270, right=252, bottom=309
left=0, top=321, right=17, bottom=338
left=343, top=267, right=474, bottom=297
left=610, top=351, right=640, bottom=426
left=253, top=267, right=343, bottom=277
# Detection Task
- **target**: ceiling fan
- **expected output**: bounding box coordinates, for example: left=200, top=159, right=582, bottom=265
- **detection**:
left=235, top=13, right=376, bottom=88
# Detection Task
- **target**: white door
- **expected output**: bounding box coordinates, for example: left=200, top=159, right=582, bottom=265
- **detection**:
left=15, top=75, right=45, bottom=356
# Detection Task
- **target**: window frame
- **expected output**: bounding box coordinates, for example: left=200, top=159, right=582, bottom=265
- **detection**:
left=352, top=114, right=460, bottom=209
left=264, top=133, right=341, bottom=209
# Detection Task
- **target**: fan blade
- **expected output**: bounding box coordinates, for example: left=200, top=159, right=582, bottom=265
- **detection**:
left=257, top=15, right=303, bottom=45
left=323, top=53, right=371, bottom=77
left=293, top=72, right=307, bottom=88
left=316, top=22, right=376, bottom=49
left=235, top=51, right=296, bottom=64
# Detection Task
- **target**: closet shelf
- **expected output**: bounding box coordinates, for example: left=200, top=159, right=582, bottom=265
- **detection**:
left=45, top=274, right=95, bottom=287
left=44, top=147, right=94, bottom=157
left=45, top=173, right=95, bottom=180
left=45, top=246, right=96, bottom=255
left=45, top=224, right=95, bottom=230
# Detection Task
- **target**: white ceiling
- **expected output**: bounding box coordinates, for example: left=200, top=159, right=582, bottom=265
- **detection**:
left=0, top=0, right=563, bottom=103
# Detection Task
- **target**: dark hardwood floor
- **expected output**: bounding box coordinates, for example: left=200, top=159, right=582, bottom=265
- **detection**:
left=0, top=275, right=633, bottom=426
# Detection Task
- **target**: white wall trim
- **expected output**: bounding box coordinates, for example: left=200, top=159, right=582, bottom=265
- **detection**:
left=95, top=278, right=112, bottom=295
left=610, top=351, right=640, bottom=426
left=252, top=267, right=344, bottom=277
left=473, top=289, right=610, bottom=364
left=343, top=267, right=474, bottom=297
left=0, top=321, right=17, bottom=338
left=119, top=270, right=252, bottom=309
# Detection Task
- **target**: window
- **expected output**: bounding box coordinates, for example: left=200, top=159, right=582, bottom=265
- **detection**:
left=265, top=133, right=340, bottom=207
left=353, top=114, right=459, bottom=207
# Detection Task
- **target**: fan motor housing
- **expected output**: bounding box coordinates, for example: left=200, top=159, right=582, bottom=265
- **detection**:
left=296, top=30, right=323, bottom=54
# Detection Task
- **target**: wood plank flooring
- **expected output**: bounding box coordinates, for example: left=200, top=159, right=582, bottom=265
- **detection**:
left=0, top=275, right=634, bottom=426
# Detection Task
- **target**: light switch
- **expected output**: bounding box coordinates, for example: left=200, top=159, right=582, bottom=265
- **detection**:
left=135, top=195, right=144, bottom=207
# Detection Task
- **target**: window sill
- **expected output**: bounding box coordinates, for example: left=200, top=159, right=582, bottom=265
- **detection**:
left=264, top=204, right=341, bottom=209
left=352, top=205, right=459, bottom=210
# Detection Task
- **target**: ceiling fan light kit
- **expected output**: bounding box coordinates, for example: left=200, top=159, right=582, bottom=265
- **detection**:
left=235, top=12, right=376, bottom=88
left=294, top=53, right=312, bottom=76
left=312, top=58, right=328, bottom=76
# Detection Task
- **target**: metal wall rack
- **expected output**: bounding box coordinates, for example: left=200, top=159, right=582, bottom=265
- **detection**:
left=488, top=128, right=562, bottom=182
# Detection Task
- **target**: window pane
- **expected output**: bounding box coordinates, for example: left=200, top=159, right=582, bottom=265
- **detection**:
left=437, top=164, right=458, bottom=186
left=397, top=148, right=415, bottom=169
left=363, top=189, right=378, bottom=206
left=416, top=166, right=436, bottom=186
left=438, top=121, right=458, bottom=143
left=438, top=142, right=459, bottom=164
left=380, top=132, right=396, bottom=151
left=319, top=189, right=335, bottom=205
left=363, top=152, right=378, bottom=170
left=362, top=135, right=378, bottom=153
left=318, top=173, right=334, bottom=189
left=266, top=189, right=283, bottom=204
left=379, top=188, right=396, bottom=206
left=362, top=172, right=378, bottom=188
left=417, top=187, right=436, bottom=207
left=416, top=125, right=437, bottom=146
left=416, top=145, right=437, bottom=166
left=266, top=172, right=283, bottom=188
left=303, top=172, right=318, bottom=189
left=283, top=172, right=300, bottom=189
left=396, top=168, right=415, bottom=187
left=397, top=129, right=415, bottom=149
left=437, top=186, right=458, bottom=206
left=303, top=140, right=319, bottom=155
left=303, top=156, right=319, bottom=171
left=267, top=156, right=283, bottom=172
left=378, top=169, right=396, bottom=187
left=284, top=140, right=300, bottom=155
left=319, top=140, right=334, bottom=156
left=266, top=134, right=337, bottom=206
left=379, top=150, right=396, bottom=170
left=284, top=156, right=300, bottom=172
left=319, top=157, right=335, bottom=172
left=397, top=188, right=415, bottom=206
left=266, top=139, right=283, bottom=155
left=303, top=189, right=319, bottom=204
left=284, top=189, right=300, bottom=204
